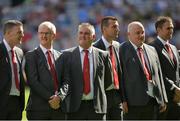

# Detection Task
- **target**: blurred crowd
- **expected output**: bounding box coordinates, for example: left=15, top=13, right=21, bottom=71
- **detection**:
left=0, top=0, right=179, bottom=52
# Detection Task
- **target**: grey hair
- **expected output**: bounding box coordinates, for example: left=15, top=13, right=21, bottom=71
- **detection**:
left=78, top=23, right=95, bottom=35
left=38, top=21, right=56, bottom=34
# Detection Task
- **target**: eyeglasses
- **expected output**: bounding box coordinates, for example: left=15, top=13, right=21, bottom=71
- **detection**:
left=38, top=32, right=52, bottom=36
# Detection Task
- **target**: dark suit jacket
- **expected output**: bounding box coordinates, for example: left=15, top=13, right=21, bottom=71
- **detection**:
left=25, top=46, right=67, bottom=111
left=0, top=41, right=25, bottom=112
left=93, top=39, right=122, bottom=105
left=150, top=38, right=180, bottom=101
left=119, top=41, right=167, bottom=106
left=56, top=51, right=71, bottom=112
left=63, top=46, right=113, bottom=113
left=178, top=50, right=180, bottom=78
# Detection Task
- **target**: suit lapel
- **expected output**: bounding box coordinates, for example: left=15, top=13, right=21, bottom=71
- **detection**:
left=129, top=42, right=144, bottom=71
left=92, top=47, right=97, bottom=80
left=162, top=48, right=173, bottom=65
left=52, top=49, right=61, bottom=74
left=112, top=42, right=120, bottom=54
left=13, top=47, right=25, bottom=89
left=170, top=44, right=178, bottom=68
left=98, top=39, right=106, bottom=50
left=73, top=47, right=83, bottom=79
left=52, top=50, right=61, bottom=61
left=1, top=42, right=11, bottom=76
left=128, top=42, right=148, bottom=80
left=156, top=39, right=175, bottom=67
left=171, top=45, right=178, bottom=61
left=13, top=48, right=23, bottom=85
left=143, top=44, right=153, bottom=76
left=14, top=48, right=22, bottom=67
left=98, top=39, right=121, bottom=73
left=112, top=43, right=120, bottom=70
left=36, top=47, right=49, bottom=70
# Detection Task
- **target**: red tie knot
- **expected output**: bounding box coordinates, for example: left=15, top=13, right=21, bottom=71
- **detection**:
left=137, top=47, right=143, bottom=51
left=11, top=48, right=14, bottom=52
left=84, top=49, right=89, bottom=54
left=47, top=50, right=52, bottom=54
left=11, top=48, right=15, bottom=55
left=109, top=45, right=114, bottom=55
left=109, top=45, right=112, bottom=49
left=165, top=44, right=170, bottom=50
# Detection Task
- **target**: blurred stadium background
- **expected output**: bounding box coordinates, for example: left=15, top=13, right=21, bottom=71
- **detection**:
left=0, top=0, right=179, bottom=120
left=0, top=0, right=179, bottom=52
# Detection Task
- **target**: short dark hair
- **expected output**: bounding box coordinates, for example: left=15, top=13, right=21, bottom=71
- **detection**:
left=3, top=20, right=23, bottom=35
left=100, top=16, right=118, bottom=32
left=155, top=16, right=172, bottom=30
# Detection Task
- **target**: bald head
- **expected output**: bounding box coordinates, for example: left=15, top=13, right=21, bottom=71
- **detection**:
left=127, top=21, right=144, bottom=33
left=127, top=21, right=145, bottom=47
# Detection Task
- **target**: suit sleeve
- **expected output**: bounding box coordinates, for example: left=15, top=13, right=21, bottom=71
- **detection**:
left=25, top=52, right=52, bottom=100
left=154, top=49, right=168, bottom=103
left=56, top=52, right=71, bottom=101
left=119, top=45, right=127, bottom=102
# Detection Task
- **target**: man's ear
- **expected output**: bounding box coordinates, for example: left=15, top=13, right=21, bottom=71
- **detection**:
left=92, top=34, right=96, bottom=42
left=52, top=33, right=56, bottom=40
left=156, top=27, right=161, bottom=34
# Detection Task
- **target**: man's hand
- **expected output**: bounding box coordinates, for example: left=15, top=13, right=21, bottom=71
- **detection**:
left=159, top=103, right=167, bottom=113
left=173, top=88, right=180, bottom=103
left=122, top=101, right=128, bottom=113
left=49, top=92, right=61, bottom=110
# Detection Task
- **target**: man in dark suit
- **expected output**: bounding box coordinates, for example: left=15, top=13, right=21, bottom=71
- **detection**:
left=0, top=20, right=25, bottom=119
left=93, top=16, right=122, bottom=120
left=63, top=23, right=113, bottom=120
left=119, top=21, right=167, bottom=120
left=24, top=21, right=68, bottom=120
left=149, top=16, right=180, bottom=119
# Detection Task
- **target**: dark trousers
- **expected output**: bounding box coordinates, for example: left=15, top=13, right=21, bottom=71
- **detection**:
left=27, top=108, right=65, bottom=120
left=157, top=101, right=180, bottom=120
left=0, top=96, right=22, bottom=120
left=67, top=100, right=105, bottom=120
left=106, top=89, right=122, bottom=120
left=123, top=98, right=157, bottom=120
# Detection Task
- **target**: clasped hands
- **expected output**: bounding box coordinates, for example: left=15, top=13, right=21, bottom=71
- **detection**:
left=122, top=101, right=167, bottom=114
left=48, top=91, right=61, bottom=110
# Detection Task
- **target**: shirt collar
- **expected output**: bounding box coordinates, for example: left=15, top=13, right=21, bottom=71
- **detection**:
left=157, top=36, right=170, bottom=46
left=3, top=39, right=12, bottom=52
left=40, top=44, right=53, bottom=55
left=79, top=46, right=93, bottom=54
left=129, top=40, right=144, bottom=51
left=101, top=35, right=112, bottom=49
